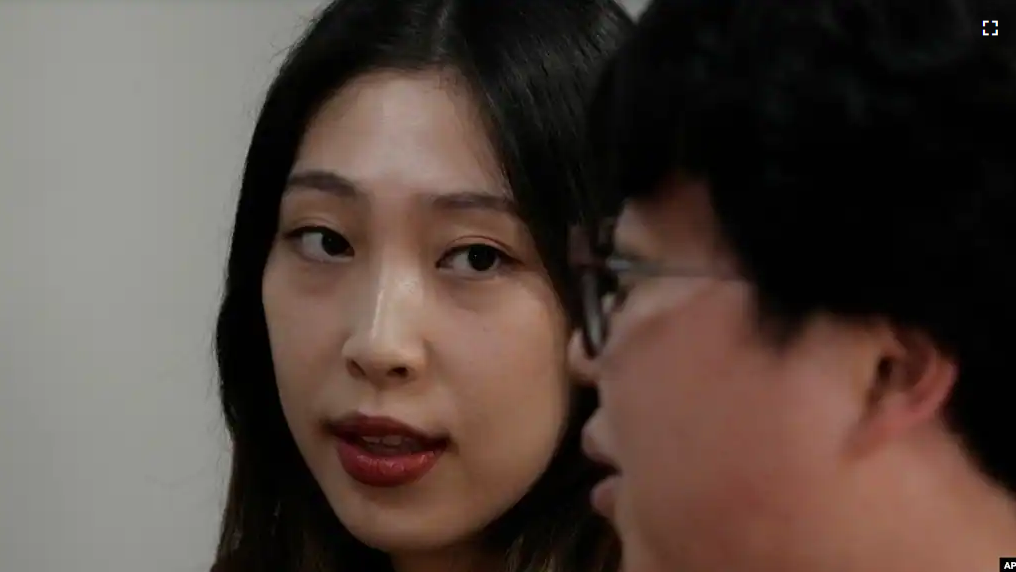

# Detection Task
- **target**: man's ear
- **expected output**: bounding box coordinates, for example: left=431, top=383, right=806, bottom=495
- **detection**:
left=848, top=324, right=958, bottom=458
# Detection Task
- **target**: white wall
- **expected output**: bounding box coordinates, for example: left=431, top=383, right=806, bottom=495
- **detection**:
left=0, top=2, right=645, bottom=571
left=0, top=3, right=328, bottom=571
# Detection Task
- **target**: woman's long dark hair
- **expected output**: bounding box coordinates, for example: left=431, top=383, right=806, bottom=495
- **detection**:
left=212, top=1, right=631, bottom=570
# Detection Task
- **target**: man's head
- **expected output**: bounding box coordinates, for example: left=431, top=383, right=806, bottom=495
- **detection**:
left=570, top=1, right=1016, bottom=571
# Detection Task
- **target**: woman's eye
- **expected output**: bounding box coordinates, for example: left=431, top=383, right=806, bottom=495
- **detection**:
left=439, top=244, right=511, bottom=276
left=286, top=226, right=353, bottom=262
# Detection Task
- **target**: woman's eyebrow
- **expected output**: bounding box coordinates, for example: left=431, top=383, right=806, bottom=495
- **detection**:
left=427, top=191, right=516, bottom=215
left=286, top=168, right=516, bottom=215
left=286, top=169, right=360, bottom=198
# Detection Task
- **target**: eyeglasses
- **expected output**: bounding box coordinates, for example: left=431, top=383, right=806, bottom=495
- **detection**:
left=568, top=221, right=738, bottom=358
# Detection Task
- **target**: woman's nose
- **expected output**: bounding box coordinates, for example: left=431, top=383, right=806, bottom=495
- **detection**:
left=341, top=275, right=427, bottom=389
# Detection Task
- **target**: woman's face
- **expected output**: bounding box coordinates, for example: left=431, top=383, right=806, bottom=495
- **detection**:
left=262, top=70, right=571, bottom=554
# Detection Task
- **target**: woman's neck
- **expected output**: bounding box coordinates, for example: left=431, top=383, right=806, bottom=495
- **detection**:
left=389, top=543, right=498, bottom=572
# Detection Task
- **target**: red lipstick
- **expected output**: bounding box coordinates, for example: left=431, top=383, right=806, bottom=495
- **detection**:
left=328, top=414, right=448, bottom=488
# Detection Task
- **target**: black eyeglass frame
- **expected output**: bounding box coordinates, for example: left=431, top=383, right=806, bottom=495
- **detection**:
left=568, top=220, right=738, bottom=357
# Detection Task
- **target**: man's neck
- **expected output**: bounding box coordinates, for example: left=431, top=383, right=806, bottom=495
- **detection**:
left=834, top=441, right=1016, bottom=572
left=846, top=497, right=1016, bottom=572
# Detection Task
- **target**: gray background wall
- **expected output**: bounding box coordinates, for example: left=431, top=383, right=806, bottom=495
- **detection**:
left=0, top=2, right=646, bottom=571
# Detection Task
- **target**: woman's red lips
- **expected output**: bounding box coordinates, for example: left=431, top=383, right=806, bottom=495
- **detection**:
left=327, top=414, right=449, bottom=488
left=328, top=414, right=446, bottom=442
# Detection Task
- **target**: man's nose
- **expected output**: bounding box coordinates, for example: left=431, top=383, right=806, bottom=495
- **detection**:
left=567, top=328, right=600, bottom=387
left=341, top=273, right=427, bottom=388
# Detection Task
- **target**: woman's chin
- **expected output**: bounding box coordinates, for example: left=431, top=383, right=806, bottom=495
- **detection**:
left=345, top=524, right=449, bottom=554
left=335, top=503, right=479, bottom=554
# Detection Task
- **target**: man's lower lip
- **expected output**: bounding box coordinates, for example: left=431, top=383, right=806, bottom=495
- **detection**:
left=591, top=474, right=619, bottom=517
left=335, top=439, right=444, bottom=488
